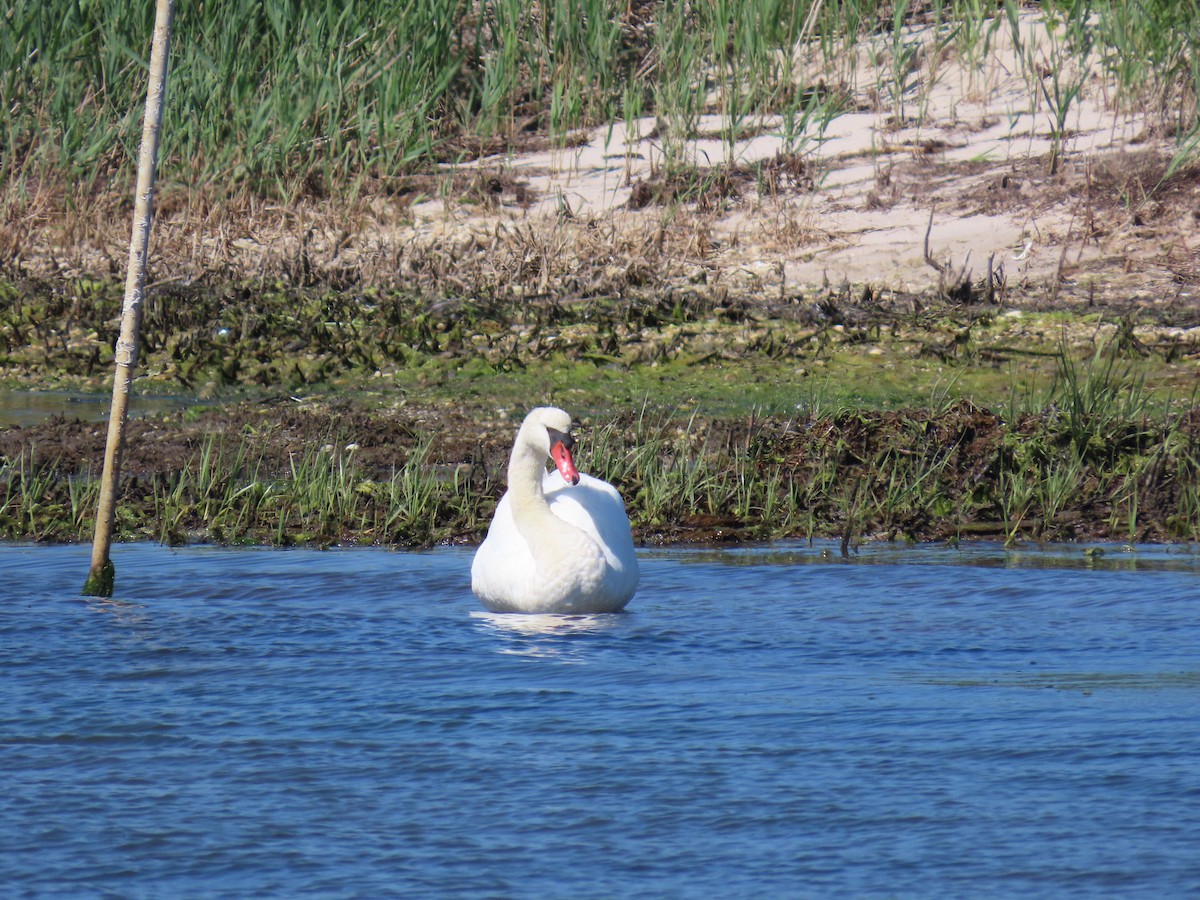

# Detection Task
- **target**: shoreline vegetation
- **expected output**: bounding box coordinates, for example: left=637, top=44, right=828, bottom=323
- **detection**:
left=2, top=1, right=1200, bottom=548
left=3, top=285, right=1199, bottom=547
left=4, top=0, right=1199, bottom=290
left=4, top=378, right=1200, bottom=548
left=5, top=2, right=1199, bottom=216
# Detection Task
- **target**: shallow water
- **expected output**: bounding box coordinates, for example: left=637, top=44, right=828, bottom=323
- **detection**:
left=2, top=541, right=1198, bottom=898
left=0, top=389, right=203, bottom=427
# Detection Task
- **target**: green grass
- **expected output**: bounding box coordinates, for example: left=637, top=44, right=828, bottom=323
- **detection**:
left=0, top=435, right=472, bottom=547
left=4, top=353, right=1199, bottom=547
left=3, top=1, right=1197, bottom=210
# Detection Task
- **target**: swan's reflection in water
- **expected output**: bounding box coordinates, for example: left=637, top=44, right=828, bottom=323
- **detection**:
left=470, top=610, right=624, bottom=660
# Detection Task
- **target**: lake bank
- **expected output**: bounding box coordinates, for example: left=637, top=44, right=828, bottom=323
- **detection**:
left=4, top=368, right=1198, bottom=547
left=4, top=3, right=1199, bottom=550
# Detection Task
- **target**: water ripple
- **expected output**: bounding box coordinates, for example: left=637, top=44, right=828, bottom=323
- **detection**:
left=2, top=541, right=1198, bottom=897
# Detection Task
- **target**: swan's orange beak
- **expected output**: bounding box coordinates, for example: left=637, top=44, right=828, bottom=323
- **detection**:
left=550, top=439, right=580, bottom=485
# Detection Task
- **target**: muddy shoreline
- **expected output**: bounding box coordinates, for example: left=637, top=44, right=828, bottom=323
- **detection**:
left=4, top=375, right=1198, bottom=547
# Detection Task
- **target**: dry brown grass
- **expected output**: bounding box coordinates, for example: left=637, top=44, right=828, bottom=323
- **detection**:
left=0, top=164, right=762, bottom=306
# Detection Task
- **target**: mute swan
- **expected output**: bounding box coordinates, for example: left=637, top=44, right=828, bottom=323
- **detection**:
left=471, top=407, right=639, bottom=614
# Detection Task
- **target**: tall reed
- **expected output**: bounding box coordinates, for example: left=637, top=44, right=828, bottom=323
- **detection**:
left=5, top=0, right=1198, bottom=209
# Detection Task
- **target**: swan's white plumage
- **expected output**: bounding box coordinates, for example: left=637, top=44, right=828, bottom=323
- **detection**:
left=471, top=409, right=639, bottom=614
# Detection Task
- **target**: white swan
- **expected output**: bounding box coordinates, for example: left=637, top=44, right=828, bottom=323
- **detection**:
left=471, top=407, right=639, bottom=614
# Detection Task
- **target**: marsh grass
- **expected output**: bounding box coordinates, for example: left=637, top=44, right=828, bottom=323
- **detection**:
left=3, top=364, right=1198, bottom=546
left=142, top=435, right=465, bottom=547
left=993, top=339, right=1198, bottom=544
left=574, top=370, right=1197, bottom=548
left=0, top=451, right=73, bottom=540
left=1002, top=0, right=1096, bottom=174
left=6, top=0, right=1196, bottom=222
left=3, top=0, right=1199, bottom=295
left=1, top=284, right=1197, bottom=550
left=1052, top=338, right=1153, bottom=464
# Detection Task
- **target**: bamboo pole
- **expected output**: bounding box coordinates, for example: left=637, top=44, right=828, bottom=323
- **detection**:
left=83, top=0, right=176, bottom=597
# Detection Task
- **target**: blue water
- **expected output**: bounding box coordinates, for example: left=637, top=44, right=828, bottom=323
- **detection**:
left=3, top=542, right=1198, bottom=898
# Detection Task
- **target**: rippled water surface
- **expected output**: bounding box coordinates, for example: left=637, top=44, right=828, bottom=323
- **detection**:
left=3, top=542, right=1199, bottom=898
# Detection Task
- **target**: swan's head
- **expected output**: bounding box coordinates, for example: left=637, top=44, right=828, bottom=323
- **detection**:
left=519, top=407, right=580, bottom=485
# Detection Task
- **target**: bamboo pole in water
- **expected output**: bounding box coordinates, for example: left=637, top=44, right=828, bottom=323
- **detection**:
left=83, top=0, right=176, bottom=597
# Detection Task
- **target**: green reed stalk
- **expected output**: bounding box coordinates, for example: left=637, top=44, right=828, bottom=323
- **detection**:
left=1040, top=0, right=1096, bottom=174
left=652, top=3, right=705, bottom=173
left=5, top=0, right=1200, bottom=209
left=1051, top=339, right=1151, bottom=464
left=381, top=439, right=440, bottom=542
left=950, top=0, right=1003, bottom=91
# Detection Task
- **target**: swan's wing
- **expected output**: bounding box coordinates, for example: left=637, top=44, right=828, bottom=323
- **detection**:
left=470, top=491, right=537, bottom=607
left=545, top=472, right=638, bottom=573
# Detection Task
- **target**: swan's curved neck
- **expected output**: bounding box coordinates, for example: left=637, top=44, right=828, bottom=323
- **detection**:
left=507, top=438, right=553, bottom=516
left=506, top=432, right=583, bottom=555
